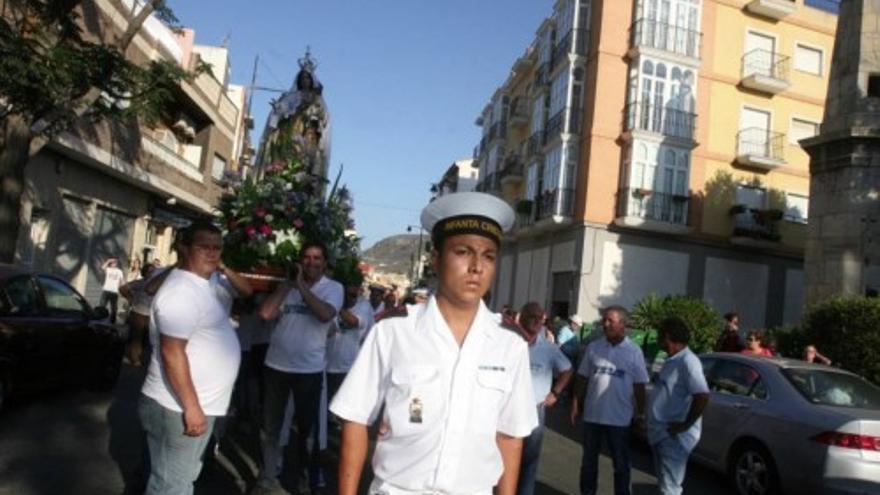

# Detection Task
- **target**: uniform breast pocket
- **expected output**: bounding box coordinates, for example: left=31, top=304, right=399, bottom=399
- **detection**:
left=472, top=370, right=513, bottom=433
left=385, top=365, right=443, bottom=436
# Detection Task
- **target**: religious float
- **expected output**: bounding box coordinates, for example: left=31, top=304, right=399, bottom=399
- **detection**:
left=217, top=50, right=361, bottom=291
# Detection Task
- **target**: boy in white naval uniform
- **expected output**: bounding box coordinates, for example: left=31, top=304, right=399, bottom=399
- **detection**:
left=330, top=192, right=538, bottom=495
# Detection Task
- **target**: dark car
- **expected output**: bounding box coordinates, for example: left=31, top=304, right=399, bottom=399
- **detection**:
left=0, top=263, right=124, bottom=412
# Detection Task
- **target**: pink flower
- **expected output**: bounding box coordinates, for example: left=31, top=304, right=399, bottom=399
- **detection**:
left=293, top=218, right=304, bottom=229
left=254, top=206, right=267, bottom=218
left=259, top=224, right=272, bottom=236
left=245, top=225, right=257, bottom=238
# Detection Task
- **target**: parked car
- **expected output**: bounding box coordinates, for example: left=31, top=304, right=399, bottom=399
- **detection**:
left=692, top=352, right=880, bottom=495
left=0, top=264, right=124, bottom=412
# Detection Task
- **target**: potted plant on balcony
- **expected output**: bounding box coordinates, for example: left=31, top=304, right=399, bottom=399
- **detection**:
left=728, top=204, right=748, bottom=216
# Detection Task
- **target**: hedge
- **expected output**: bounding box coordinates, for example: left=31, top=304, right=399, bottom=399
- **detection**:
left=630, top=294, right=723, bottom=354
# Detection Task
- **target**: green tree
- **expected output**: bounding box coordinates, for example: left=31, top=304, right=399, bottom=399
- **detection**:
left=801, top=297, right=880, bottom=385
left=630, top=294, right=723, bottom=353
left=0, top=0, right=202, bottom=262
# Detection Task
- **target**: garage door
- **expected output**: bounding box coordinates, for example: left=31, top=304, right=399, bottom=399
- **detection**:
left=84, top=206, right=135, bottom=305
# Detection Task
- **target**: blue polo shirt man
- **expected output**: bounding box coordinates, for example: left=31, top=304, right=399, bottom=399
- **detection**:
left=647, top=316, right=710, bottom=495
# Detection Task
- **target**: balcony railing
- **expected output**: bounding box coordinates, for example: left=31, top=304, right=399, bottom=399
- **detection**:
left=476, top=172, right=500, bottom=193
left=737, top=128, right=785, bottom=165
left=508, top=99, right=529, bottom=128
left=527, top=131, right=545, bottom=157
left=630, top=18, right=702, bottom=60
left=731, top=207, right=782, bottom=242
left=536, top=187, right=575, bottom=220
left=544, top=107, right=580, bottom=144
left=625, top=101, right=696, bottom=140
left=488, top=121, right=506, bottom=142
left=741, top=49, right=790, bottom=83
left=535, top=61, right=551, bottom=87
left=618, top=188, right=689, bottom=225
left=499, top=156, right=524, bottom=184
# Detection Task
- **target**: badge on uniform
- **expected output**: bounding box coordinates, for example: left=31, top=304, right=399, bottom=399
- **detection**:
left=409, top=397, right=423, bottom=423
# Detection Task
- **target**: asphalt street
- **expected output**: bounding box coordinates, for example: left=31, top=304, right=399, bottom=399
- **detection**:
left=0, top=364, right=732, bottom=495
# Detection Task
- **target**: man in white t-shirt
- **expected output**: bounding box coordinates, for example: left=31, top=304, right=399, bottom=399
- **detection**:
left=326, top=283, right=373, bottom=401
left=516, top=302, right=573, bottom=495
left=253, top=241, right=344, bottom=493
left=99, top=258, right=124, bottom=323
left=570, top=305, right=648, bottom=495
left=139, top=221, right=240, bottom=494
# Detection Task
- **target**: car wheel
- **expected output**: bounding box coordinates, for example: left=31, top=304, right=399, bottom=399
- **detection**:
left=729, top=441, right=779, bottom=495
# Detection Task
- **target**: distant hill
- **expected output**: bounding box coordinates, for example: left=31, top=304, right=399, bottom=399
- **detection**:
left=362, top=234, right=424, bottom=276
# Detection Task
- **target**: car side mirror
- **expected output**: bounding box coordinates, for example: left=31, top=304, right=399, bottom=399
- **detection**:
left=92, top=307, right=110, bottom=320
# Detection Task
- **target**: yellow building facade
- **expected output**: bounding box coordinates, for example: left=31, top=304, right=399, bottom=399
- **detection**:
left=473, top=0, right=838, bottom=328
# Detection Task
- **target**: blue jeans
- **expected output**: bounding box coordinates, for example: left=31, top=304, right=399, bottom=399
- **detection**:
left=579, top=422, right=631, bottom=495
left=517, top=405, right=546, bottom=495
left=138, top=395, right=216, bottom=495
left=651, top=436, right=690, bottom=495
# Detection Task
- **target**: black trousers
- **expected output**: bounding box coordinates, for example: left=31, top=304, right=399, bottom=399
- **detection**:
left=99, top=291, right=119, bottom=323
left=258, top=367, right=323, bottom=486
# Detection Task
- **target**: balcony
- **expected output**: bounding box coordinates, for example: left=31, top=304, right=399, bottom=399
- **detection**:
left=536, top=187, right=574, bottom=221
left=741, top=49, right=790, bottom=94
left=488, top=121, right=507, bottom=143
left=499, top=156, right=524, bottom=186
left=475, top=172, right=500, bottom=193
left=625, top=102, right=696, bottom=143
left=141, top=134, right=203, bottom=182
left=744, top=0, right=796, bottom=20
left=730, top=205, right=782, bottom=246
left=551, top=29, right=590, bottom=70
left=736, top=128, right=786, bottom=170
left=535, top=61, right=551, bottom=88
left=615, top=188, right=691, bottom=234
left=508, top=100, right=529, bottom=129
left=629, top=19, right=701, bottom=64
left=526, top=131, right=545, bottom=158
left=544, top=108, right=580, bottom=145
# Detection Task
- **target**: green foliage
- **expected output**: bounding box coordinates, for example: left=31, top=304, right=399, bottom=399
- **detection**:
left=0, top=0, right=197, bottom=138
left=800, top=297, right=880, bottom=384
left=630, top=294, right=723, bottom=353
left=332, top=256, right=365, bottom=288
left=766, top=325, right=810, bottom=360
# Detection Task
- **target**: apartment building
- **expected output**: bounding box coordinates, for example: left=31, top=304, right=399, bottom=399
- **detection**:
left=474, top=0, right=838, bottom=329
left=13, top=0, right=246, bottom=303
left=434, top=158, right=480, bottom=197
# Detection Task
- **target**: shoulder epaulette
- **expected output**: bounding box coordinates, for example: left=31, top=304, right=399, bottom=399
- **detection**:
left=375, top=304, right=408, bottom=322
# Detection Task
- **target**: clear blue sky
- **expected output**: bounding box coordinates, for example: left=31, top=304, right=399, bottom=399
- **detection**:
left=167, top=1, right=553, bottom=250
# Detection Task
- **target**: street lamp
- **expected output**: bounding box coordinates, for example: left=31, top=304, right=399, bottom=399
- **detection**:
left=407, top=224, right=427, bottom=284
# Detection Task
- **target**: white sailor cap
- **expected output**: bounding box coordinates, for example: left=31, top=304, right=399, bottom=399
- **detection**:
left=420, top=192, right=515, bottom=246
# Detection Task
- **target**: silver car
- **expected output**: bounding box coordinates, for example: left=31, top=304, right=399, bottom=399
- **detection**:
left=691, top=353, right=880, bottom=495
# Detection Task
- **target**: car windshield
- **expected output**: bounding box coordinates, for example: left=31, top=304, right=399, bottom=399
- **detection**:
left=783, top=368, right=880, bottom=409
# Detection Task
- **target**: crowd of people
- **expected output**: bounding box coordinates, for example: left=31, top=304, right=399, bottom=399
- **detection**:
left=115, top=191, right=838, bottom=495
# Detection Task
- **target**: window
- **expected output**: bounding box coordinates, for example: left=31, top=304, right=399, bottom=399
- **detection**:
left=790, top=118, right=819, bottom=144
left=543, top=146, right=563, bottom=192
left=21, top=210, right=49, bottom=266
left=211, top=154, right=227, bottom=181
left=709, top=361, right=767, bottom=400
left=736, top=184, right=767, bottom=210
left=531, top=95, right=545, bottom=134
left=785, top=193, right=809, bottom=223
left=794, top=43, right=823, bottom=75
left=38, top=276, right=89, bottom=316
left=549, top=71, right=569, bottom=117
left=870, top=74, right=880, bottom=98
left=526, top=162, right=539, bottom=200
left=0, top=276, right=40, bottom=316
left=804, top=0, right=840, bottom=15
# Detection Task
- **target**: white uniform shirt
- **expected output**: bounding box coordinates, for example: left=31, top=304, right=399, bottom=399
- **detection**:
left=329, top=296, right=538, bottom=494
left=264, top=276, right=344, bottom=373
left=141, top=269, right=241, bottom=415
left=103, top=267, right=124, bottom=293
left=577, top=337, right=649, bottom=427
left=326, top=296, right=373, bottom=373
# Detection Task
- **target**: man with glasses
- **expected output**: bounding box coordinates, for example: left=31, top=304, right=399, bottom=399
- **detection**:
left=139, top=220, right=241, bottom=494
